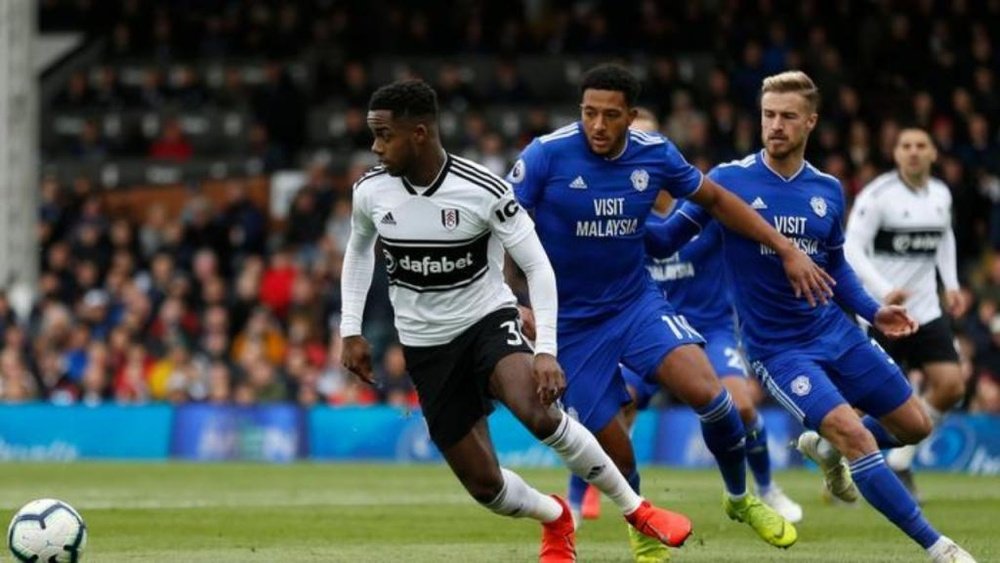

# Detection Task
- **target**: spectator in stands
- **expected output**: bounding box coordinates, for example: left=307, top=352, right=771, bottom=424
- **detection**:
left=232, top=306, right=287, bottom=367
left=53, top=71, right=93, bottom=109
left=285, top=188, right=327, bottom=259
left=170, top=66, right=208, bottom=109
left=246, top=122, right=290, bottom=172
left=70, top=119, right=110, bottom=162
left=253, top=62, right=306, bottom=159
left=132, top=68, right=167, bottom=110
left=148, top=118, right=194, bottom=161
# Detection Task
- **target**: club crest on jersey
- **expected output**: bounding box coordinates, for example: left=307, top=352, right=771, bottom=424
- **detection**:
left=791, top=375, right=812, bottom=396
left=631, top=169, right=650, bottom=191
left=810, top=196, right=827, bottom=217
left=441, top=208, right=460, bottom=231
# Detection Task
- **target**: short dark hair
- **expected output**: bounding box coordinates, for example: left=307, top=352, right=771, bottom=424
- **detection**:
left=369, top=79, right=438, bottom=120
left=580, top=64, right=641, bottom=107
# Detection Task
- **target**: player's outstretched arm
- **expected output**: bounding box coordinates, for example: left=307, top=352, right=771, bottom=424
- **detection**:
left=689, top=177, right=835, bottom=306
left=505, top=232, right=565, bottom=405
left=644, top=204, right=706, bottom=258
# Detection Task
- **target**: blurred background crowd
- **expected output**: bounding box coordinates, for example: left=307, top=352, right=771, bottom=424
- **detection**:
left=5, top=0, right=998, bottom=413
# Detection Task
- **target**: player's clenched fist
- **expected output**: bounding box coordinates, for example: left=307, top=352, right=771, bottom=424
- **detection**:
left=342, top=335, right=375, bottom=384
left=532, top=353, right=565, bottom=406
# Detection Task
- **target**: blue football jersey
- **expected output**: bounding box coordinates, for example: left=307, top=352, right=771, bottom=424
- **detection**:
left=508, top=123, right=703, bottom=326
left=670, top=151, right=856, bottom=359
left=646, top=216, right=732, bottom=330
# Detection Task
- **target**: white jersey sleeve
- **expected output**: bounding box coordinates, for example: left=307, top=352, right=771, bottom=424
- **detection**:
left=845, top=186, right=895, bottom=300
left=488, top=189, right=535, bottom=248
left=339, top=185, right=378, bottom=338
left=487, top=189, right=558, bottom=356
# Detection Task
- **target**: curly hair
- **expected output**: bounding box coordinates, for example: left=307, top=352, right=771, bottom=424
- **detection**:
left=368, top=79, right=439, bottom=120
left=580, top=64, right=641, bottom=107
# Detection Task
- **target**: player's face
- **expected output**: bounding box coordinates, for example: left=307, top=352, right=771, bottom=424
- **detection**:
left=580, top=89, right=636, bottom=156
left=760, top=92, right=817, bottom=159
left=894, top=129, right=937, bottom=177
left=367, top=110, right=419, bottom=176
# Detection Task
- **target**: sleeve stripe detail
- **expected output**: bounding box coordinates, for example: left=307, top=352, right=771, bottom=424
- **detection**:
left=450, top=168, right=507, bottom=199
left=450, top=159, right=510, bottom=198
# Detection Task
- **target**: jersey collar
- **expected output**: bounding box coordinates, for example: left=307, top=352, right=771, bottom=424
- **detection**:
left=758, top=150, right=806, bottom=182
left=402, top=152, right=452, bottom=197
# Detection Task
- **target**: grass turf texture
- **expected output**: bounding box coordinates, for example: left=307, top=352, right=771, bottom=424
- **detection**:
left=0, top=463, right=995, bottom=562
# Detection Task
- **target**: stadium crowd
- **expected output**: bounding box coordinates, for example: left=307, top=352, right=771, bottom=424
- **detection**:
left=3, top=0, right=997, bottom=412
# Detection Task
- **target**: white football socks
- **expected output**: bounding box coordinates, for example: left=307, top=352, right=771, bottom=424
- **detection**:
left=483, top=467, right=563, bottom=523
left=544, top=412, right=643, bottom=515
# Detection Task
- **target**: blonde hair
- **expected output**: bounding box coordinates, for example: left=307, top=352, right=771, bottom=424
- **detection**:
left=761, top=71, right=820, bottom=112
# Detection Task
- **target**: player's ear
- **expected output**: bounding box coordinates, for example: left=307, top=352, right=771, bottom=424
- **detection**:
left=627, top=107, right=638, bottom=126
left=806, top=111, right=818, bottom=133
left=411, top=121, right=429, bottom=145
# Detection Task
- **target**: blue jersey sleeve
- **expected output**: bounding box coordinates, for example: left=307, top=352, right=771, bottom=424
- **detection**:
left=507, top=139, right=549, bottom=210
left=829, top=246, right=881, bottom=323
left=644, top=201, right=713, bottom=258
left=824, top=183, right=879, bottom=322
left=660, top=141, right=704, bottom=199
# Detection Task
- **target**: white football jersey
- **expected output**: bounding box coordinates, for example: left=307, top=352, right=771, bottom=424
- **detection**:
left=348, top=154, right=533, bottom=346
left=845, top=171, right=959, bottom=325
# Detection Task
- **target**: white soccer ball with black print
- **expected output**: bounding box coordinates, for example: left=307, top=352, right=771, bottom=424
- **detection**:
left=7, top=499, right=87, bottom=562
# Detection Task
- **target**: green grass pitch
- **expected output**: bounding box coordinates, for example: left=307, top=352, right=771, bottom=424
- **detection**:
left=0, top=463, right=996, bottom=561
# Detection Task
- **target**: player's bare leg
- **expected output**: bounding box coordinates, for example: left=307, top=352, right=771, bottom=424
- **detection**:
left=655, top=345, right=796, bottom=548
left=491, top=353, right=693, bottom=551
left=723, top=377, right=802, bottom=523
left=887, top=361, right=965, bottom=497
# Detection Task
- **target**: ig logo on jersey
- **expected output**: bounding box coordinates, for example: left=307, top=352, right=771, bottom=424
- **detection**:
left=810, top=196, right=827, bottom=217
left=631, top=168, right=650, bottom=191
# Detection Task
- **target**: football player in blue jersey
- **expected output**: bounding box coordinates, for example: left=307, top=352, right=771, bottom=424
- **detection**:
left=565, top=109, right=803, bottom=532
left=508, top=64, right=835, bottom=559
left=644, top=71, right=975, bottom=563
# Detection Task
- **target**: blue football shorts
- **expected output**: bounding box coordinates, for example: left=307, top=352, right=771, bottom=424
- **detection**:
left=558, top=285, right=704, bottom=432
left=749, top=328, right=913, bottom=431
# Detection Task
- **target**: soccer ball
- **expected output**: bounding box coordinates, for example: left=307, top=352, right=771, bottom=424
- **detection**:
left=7, top=499, right=87, bottom=562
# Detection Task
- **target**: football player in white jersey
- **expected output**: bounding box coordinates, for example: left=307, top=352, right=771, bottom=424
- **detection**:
left=845, top=127, right=969, bottom=497
left=340, top=80, right=693, bottom=562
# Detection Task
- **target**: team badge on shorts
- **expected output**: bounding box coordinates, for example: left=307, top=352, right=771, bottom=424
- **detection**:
left=791, top=375, right=812, bottom=396
left=631, top=169, right=650, bottom=191
left=810, top=196, right=827, bottom=217
left=441, top=208, right=460, bottom=230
